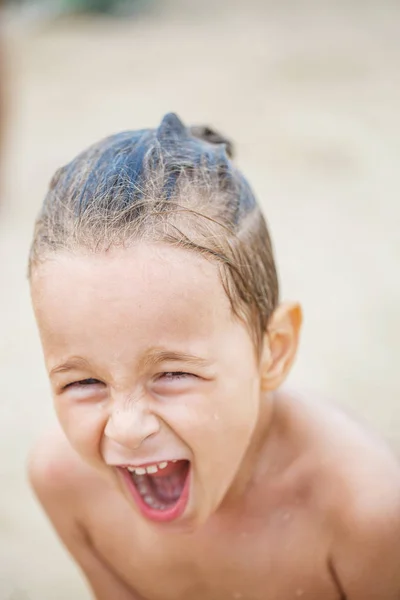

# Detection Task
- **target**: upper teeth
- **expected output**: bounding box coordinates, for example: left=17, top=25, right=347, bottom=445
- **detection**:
left=127, top=461, right=169, bottom=475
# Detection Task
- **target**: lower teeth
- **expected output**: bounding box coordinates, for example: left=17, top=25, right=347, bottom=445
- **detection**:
left=144, top=495, right=167, bottom=510
left=130, top=473, right=168, bottom=511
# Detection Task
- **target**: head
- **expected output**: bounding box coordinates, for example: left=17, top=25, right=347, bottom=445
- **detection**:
left=30, top=113, right=301, bottom=527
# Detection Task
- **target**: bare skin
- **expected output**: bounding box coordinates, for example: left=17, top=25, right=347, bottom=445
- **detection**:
left=29, top=245, right=400, bottom=600
left=29, top=392, right=400, bottom=600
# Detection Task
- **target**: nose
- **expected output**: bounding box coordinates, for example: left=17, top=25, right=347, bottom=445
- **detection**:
left=104, top=395, right=160, bottom=450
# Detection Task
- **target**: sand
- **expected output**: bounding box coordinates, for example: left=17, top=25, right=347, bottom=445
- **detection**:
left=0, top=1, right=399, bottom=597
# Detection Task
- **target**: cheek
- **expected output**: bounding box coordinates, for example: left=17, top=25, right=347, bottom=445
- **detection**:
left=165, top=373, right=260, bottom=456
left=54, top=397, right=107, bottom=463
left=213, top=376, right=260, bottom=441
left=181, top=378, right=260, bottom=505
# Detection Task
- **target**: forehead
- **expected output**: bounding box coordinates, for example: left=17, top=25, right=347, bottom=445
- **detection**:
left=31, top=244, right=237, bottom=360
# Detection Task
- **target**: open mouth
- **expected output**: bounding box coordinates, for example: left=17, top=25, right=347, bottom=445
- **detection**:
left=119, top=460, right=191, bottom=522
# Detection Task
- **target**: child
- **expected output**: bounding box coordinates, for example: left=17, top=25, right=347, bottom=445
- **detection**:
left=28, top=113, right=400, bottom=600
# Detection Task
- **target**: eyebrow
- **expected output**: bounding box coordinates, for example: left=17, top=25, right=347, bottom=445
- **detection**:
left=50, top=357, right=90, bottom=377
left=49, top=351, right=212, bottom=378
left=142, top=350, right=212, bottom=370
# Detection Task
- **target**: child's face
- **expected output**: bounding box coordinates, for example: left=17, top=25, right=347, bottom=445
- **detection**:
left=31, top=244, right=267, bottom=526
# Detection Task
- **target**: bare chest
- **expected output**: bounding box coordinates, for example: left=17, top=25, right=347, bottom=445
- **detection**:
left=83, top=494, right=341, bottom=600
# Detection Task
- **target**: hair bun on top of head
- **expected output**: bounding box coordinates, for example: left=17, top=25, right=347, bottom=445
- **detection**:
left=189, top=125, right=234, bottom=159
left=156, top=112, right=234, bottom=159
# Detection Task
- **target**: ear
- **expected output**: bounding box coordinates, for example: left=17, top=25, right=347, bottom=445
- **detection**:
left=260, top=302, right=302, bottom=391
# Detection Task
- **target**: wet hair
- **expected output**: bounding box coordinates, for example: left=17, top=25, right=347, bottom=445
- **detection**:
left=29, top=113, right=279, bottom=354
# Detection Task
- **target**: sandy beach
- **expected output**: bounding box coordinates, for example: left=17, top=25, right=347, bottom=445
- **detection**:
left=0, top=1, right=399, bottom=597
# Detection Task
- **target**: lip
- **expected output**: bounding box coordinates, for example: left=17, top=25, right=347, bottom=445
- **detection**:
left=117, top=463, right=191, bottom=523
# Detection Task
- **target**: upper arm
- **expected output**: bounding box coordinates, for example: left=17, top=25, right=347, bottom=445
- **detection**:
left=28, top=429, right=141, bottom=600
left=331, top=484, right=400, bottom=599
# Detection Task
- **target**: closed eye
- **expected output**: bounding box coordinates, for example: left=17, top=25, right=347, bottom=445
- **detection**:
left=63, top=378, right=103, bottom=389
left=158, top=372, right=194, bottom=381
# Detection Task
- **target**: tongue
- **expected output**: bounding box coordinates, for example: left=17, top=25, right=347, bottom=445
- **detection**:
left=149, top=461, right=188, bottom=503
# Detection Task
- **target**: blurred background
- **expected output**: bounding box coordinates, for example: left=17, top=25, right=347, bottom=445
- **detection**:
left=0, top=0, right=399, bottom=597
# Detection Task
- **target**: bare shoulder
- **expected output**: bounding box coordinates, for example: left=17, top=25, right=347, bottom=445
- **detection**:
left=28, top=425, right=140, bottom=599
left=281, top=390, right=400, bottom=527
left=327, top=436, right=400, bottom=598
left=326, top=415, right=400, bottom=544
left=28, top=422, right=106, bottom=508
left=294, top=393, right=400, bottom=598
left=313, top=398, right=400, bottom=512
